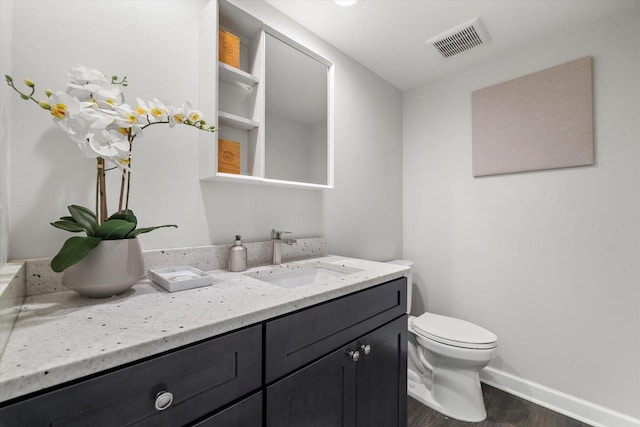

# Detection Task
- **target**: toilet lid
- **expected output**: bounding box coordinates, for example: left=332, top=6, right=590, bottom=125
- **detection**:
left=412, top=313, right=497, bottom=349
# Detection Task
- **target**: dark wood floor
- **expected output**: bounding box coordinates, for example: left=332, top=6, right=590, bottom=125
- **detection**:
left=408, top=384, right=592, bottom=427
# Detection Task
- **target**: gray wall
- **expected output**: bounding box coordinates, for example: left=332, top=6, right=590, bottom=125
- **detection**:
left=0, top=0, right=12, bottom=266
left=5, top=0, right=403, bottom=262
left=403, top=9, right=640, bottom=423
left=230, top=0, right=404, bottom=262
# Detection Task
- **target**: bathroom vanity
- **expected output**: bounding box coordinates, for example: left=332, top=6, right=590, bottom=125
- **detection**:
left=0, top=257, right=408, bottom=426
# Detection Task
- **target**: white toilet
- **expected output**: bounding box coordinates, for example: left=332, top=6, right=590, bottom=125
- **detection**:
left=388, top=260, right=498, bottom=422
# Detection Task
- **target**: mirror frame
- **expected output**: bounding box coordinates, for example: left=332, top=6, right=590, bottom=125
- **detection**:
left=262, top=24, right=333, bottom=188
left=262, top=25, right=334, bottom=189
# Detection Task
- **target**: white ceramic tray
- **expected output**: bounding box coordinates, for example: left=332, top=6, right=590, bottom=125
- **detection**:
left=149, top=266, right=213, bottom=292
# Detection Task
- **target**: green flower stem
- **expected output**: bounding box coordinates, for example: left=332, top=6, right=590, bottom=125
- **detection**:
left=95, top=160, right=100, bottom=220
left=124, top=134, right=134, bottom=212
left=118, top=167, right=126, bottom=212
left=5, top=76, right=47, bottom=109
left=141, top=119, right=216, bottom=133
left=125, top=168, right=132, bottom=211
left=97, top=158, right=108, bottom=224
left=111, top=75, right=128, bottom=86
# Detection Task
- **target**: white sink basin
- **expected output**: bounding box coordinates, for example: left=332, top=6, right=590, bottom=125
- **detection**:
left=247, top=262, right=362, bottom=288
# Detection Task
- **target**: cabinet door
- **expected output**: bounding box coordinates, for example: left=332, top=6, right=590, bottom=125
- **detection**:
left=193, top=392, right=262, bottom=427
left=356, top=315, right=407, bottom=427
left=266, top=344, right=358, bottom=427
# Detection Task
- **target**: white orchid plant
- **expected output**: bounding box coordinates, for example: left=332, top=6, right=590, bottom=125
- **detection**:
left=6, top=65, right=216, bottom=272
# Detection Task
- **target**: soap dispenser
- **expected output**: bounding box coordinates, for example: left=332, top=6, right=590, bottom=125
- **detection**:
left=228, top=235, right=247, bottom=272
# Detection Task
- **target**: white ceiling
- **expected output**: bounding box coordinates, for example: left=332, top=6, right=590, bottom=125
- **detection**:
left=265, top=0, right=640, bottom=91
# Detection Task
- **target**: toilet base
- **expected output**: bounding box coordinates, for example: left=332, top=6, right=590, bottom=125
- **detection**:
left=407, top=366, right=488, bottom=423
left=408, top=375, right=446, bottom=417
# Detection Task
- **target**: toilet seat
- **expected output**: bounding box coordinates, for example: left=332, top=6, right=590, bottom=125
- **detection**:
left=412, top=313, right=497, bottom=350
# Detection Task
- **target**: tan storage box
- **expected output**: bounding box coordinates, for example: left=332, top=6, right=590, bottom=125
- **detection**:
left=218, top=138, right=240, bottom=174
left=219, top=29, right=240, bottom=68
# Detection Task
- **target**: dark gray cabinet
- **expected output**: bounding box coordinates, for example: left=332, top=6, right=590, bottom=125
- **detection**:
left=193, top=391, right=262, bottom=426
left=266, top=315, right=407, bottom=427
left=267, top=343, right=358, bottom=426
left=356, top=315, right=408, bottom=427
left=265, top=277, right=407, bottom=383
left=0, top=325, right=262, bottom=427
left=266, top=277, right=408, bottom=427
left=0, top=277, right=407, bottom=427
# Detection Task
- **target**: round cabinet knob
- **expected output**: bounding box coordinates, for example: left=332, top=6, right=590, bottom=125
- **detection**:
left=359, top=344, right=371, bottom=355
left=155, top=391, right=174, bottom=411
left=346, top=350, right=360, bottom=362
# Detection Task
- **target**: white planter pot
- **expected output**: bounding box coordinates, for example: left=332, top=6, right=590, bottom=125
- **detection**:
left=62, top=238, right=145, bottom=298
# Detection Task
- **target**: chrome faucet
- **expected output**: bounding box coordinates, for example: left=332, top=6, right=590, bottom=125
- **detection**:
left=271, top=229, right=297, bottom=265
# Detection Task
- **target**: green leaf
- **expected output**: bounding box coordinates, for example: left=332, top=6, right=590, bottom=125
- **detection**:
left=107, top=210, right=137, bottom=226
left=51, top=220, right=85, bottom=233
left=68, top=205, right=98, bottom=236
left=50, top=236, right=102, bottom=272
left=95, top=219, right=136, bottom=240
left=127, top=224, right=177, bottom=238
left=59, top=216, right=77, bottom=222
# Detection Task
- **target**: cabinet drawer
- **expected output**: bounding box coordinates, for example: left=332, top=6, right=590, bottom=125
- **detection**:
left=0, top=325, right=262, bottom=427
left=265, top=277, right=406, bottom=382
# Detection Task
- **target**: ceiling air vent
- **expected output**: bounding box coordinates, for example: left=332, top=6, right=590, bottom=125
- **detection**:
left=426, top=17, right=490, bottom=59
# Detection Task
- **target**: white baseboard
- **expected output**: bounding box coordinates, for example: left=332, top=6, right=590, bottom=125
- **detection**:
left=480, top=367, right=640, bottom=427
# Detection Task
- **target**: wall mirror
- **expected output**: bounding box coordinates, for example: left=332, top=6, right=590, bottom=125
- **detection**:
left=263, top=29, right=332, bottom=187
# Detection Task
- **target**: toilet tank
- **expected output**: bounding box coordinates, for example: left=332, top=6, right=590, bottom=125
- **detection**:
left=387, top=260, right=413, bottom=314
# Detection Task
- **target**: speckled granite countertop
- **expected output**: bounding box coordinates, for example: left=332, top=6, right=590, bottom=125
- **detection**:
left=0, top=256, right=408, bottom=403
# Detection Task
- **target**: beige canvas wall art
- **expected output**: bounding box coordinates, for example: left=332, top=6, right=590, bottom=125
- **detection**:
left=471, top=56, right=594, bottom=177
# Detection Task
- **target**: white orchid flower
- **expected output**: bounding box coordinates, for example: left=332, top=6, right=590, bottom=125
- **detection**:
left=60, top=112, right=105, bottom=145
left=135, top=98, right=149, bottom=117
left=68, top=65, right=110, bottom=85
left=145, top=98, right=169, bottom=123
left=48, top=91, right=84, bottom=120
left=63, top=113, right=114, bottom=157
left=168, top=105, right=185, bottom=127
left=87, top=127, right=130, bottom=159
left=134, top=98, right=165, bottom=124
left=129, top=125, right=144, bottom=139
left=48, top=91, right=107, bottom=145
left=92, top=84, right=124, bottom=108
left=180, top=101, right=204, bottom=126
left=67, top=80, right=124, bottom=106
left=113, top=103, right=146, bottom=128
left=66, top=66, right=122, bottom=104
left=188, top=109, right=203, bottom=123
left=66, top=82, right=100, bottom=101
left=89, top=113, right=115, bottom=132
left=74, top=130, right=99, bottom=158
